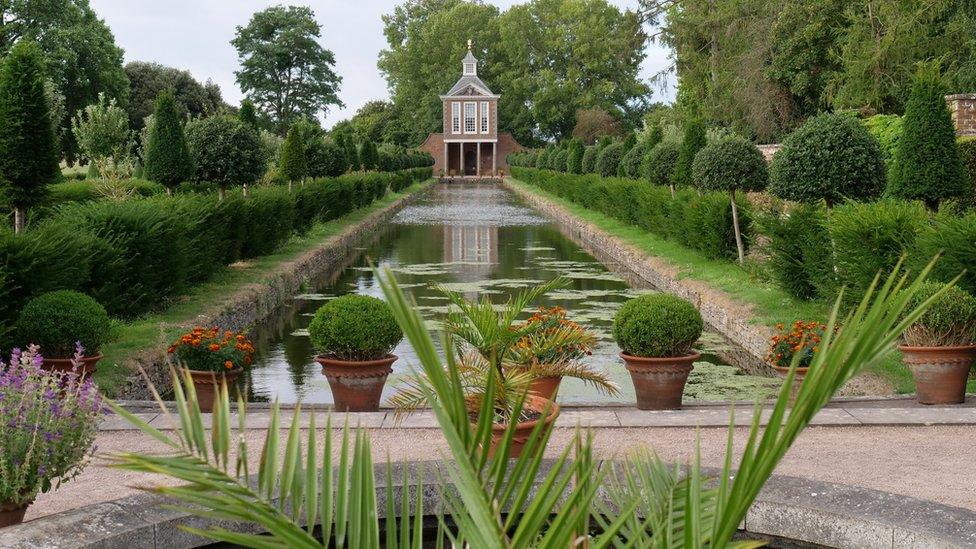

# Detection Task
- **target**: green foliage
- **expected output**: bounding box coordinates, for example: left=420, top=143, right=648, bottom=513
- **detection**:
left=595, top=142, right=625, bottom=177
left=674, top=119, right=706, bottom=188
left=15, top=290, right=109, bottom=358
left=566, top=138, right=584, bottom=174
left=612, top=293, right=703, bottom=357
left=125, top=62, right=224, bottom=132
left=143, top=90, right=193, bottom=189
left=71, top=92, right=132, bottom=170
left=862, top=114, right=903, bottom=170
left=307, top=138, right=347, bottom=177
left=911, top=209, right=976, bottom=296
left=761, top=202, right=834, bottom=300
left=902, top=282, right=976, bottom=347
left=308, top=294, right=402, bottom=361
left=691, top=136, right=768, bottom=192
left=0, top=41, right=59, bottom=214
left=769, top=113, right=885, bottom=204
left=888, top=65, right=969, bottom=208
left=185, top=116, right=266, bottom=190
left=829, top=199, right=928, bottom=302
left=581, top=145, right=599, bottom=173
left=644, top=140, right=680, bottom=186
left=336, top=132, right=359, bottom=172
left=232, top=5, right=342, bottom=132
left=360, top=139, right=379, bottom=171
left=279, top=124, right=307, bottom=183
left=958, top=136, right=976, bottom=203
left=552, top=149, right=569, bottom=172
left=238, top=99, right=258, bottom=130
left=619, top=139, right=648, bottom=178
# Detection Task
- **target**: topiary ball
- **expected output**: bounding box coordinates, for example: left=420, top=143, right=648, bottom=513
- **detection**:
left=612, top=294, right=703, bottom=357
left=308, top=294, right=403, bottom=361
left=644, top=140, right=681, bottom=186
left=691, top=136, right=769, bottom=192
left=15, top=290, right=110, bottom=358
left=769, top=113, right=885, bottom=205
left=902, top=282, right=976, bottom=347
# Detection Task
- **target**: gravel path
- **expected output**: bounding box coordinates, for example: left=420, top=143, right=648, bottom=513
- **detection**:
left=26, top=424, right=976, bottom=521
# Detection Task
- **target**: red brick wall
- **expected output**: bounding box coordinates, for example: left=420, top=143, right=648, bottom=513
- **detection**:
left=947, top=94, right=976, bottom=136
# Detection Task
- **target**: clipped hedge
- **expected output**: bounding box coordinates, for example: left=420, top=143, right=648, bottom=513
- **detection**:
left=761, top=202, right=834, bottom=300
left=0, top=168, right=431, bottom=333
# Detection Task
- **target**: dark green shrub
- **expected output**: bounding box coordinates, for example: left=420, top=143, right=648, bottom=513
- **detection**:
left=535, top=146, right=550, bottom=169
left=616, top=134, right=638, bottom=177
left=185, top=115, right=266, bottom=193
left=279, top=123, right=307, bottom=184
left=620, top=139, right=648, bottom=179
left=902, top=282, right=976, bottom=346
left=307, top=294, right=402, bottom=361
left=645, top=141, right=681, bottom=187
left=308, top=138, right=347, bottom=177
left=596, top=142, right=625, bottom=177
left=581, top=146, right=599, bottom=173
left=553, top=149, right=569, bottom=172
left=829, top=199, right=928, bottom=301
left=612, top=293, right=703, bottom=357
left=238, top=99, right=258, bottom=130
left=761, top=202, right=834, bottom=300
left=691, top=137, right=768, bottom=193
left=566, top=139, right=584, bottom=174
left=674, top=119, right=706, bottom=188
left=862, top=114, right=903, bottom=170
left=888, top=64, right=969, bottom=209
left=14, top=290, right=110, bottom=358
left=143, top=90, right=193, bottom=191
left=957, top=136, right=976, bottom=205
left=911, top=209, right=976, bottom=296
left=769, top=113, right=885, bottom=205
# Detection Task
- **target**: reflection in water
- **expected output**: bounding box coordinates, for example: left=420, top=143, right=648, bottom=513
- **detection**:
left=243, top=183, right=779, bottom=405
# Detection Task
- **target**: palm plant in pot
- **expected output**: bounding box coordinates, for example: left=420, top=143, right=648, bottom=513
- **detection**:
left=0, top=345, right=102, bottom=528
left=613, top=293, right=703, bottom=410
left=390, top=280, right=564, bottom=457
left=508, top=306, right=618, bottom=400
left=309, top=294, right=403, bottom=412
left=13, top=290, right=110, bottom=377
left=898, top=282, right=976, bottom=404
left=167, top=327, right=254, bottom=413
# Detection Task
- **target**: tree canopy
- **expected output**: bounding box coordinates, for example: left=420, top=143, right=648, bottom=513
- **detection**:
left=124, top=62, right=224, bottom=131
left=232, top=5, right=343, bottom=134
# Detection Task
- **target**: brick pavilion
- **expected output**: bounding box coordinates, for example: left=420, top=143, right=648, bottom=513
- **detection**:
left=419, top=41, right=524, bottom=177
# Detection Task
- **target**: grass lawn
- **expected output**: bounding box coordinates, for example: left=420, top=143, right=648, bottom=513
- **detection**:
left=507, top=178, right=923, bottom=394
left=96, top=179, right=434, bottom=396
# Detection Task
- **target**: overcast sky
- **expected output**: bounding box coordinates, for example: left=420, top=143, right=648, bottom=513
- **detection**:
left=89, top=0, right=675, bottom=128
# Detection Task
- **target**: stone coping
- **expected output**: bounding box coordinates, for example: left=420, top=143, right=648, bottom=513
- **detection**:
left=2, top=460, right=973, bottom=548
left=102, top=395, right=976, bottom=431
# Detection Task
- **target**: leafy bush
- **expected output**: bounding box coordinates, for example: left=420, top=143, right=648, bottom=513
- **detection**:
left=566, top=139, right=584, bottom=174
left=644, top=140, right=680, bottom=186
left=957, top=136, right=976, bottom=204
left=911, top=209, right=976, bottom=295
left=553, top=149, right=569, bottom=172
left=307, top=294, right=403, bottom=361
left=581, top=145, right=599, bottom=173
left=862, top=114, right=903, bottom=169
left=691, top=137, right=768, bottom=192
left=595, top=142, right=625, bottom=177
left=888, top=64, right=969, bottom=209
left=902, top=282, right=976, bottom=346
left=612, top=293, right=703, bottom=357
left=15, top=290, right=110, bottom=358
left=278, top=123, right=307, bottom=183
left=143, top=90, right=192, bottom=190
left=620, top=139, right=649, bottom=179
left=761, top=202, right=834, bottom=300
left=307, top=138, right=348, bottom=177
left=674, top=119, right=706, bottom=188
left=829, top=199, right=928, bottom=301
left=185, top=115, right=266, bottom=191
left=769, top=113, right=885, bottom=204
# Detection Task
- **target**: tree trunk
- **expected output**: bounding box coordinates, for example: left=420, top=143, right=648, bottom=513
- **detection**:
left=730, top=189, right=745, bottom=266
left=288, top=180, right=293, bottom=193
left=165, top=187, right=173, bottom=197
left=13, top=207, right=24, bottom=234
left=243, top=183, right=250, bottom=199
left=669, top=184, right=675, bottom=199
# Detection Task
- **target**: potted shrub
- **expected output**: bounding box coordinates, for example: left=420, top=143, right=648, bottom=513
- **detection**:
left=766, top=320, right=829, bottom=380
left=898, top=282, right=976, bottom=404
left=613, top=294, right=703, bottom=410
left=168, top=327, right=255, bottom=412
left=508, top=306, right=618, bottom=400
left=0, top=345, right=102, bottom=528
left=309, top=294, right=403, bottom=412
left=391, top=280, right=563, bottom=457
left=13, top=290, right=110, bottom=377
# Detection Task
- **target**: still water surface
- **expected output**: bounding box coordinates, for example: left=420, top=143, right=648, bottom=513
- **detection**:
left=243, top=183, right=778, bottom=405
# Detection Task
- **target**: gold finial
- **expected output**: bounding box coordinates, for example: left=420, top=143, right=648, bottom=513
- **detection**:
left=467, top=39, right=472, bottom=51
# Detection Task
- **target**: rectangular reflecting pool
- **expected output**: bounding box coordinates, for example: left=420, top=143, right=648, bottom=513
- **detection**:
left=242, top=182, right=779, bottom=405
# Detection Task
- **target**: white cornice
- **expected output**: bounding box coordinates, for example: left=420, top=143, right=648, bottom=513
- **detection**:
left=440, top=94, right=500, bottom=100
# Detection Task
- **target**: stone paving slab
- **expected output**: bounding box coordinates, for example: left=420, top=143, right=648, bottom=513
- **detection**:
left=846, top=406, right=976, bottom=425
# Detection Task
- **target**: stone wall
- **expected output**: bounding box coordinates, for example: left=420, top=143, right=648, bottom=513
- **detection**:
left=946, top=93, right=976, bottom=136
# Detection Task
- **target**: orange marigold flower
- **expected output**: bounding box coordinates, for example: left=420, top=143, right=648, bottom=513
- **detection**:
left=224, top=360, right=233, bottom=369
left=209, top=343, right=220, bottom=352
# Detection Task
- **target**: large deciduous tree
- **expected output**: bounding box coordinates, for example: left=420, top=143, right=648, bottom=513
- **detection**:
left=124, top=62, right=224, bottom=132
left=0, top=0, right=128, bottom=163
left=232, top=5, right=343, bottom=134
left=0, top=41, right=59, bottom=233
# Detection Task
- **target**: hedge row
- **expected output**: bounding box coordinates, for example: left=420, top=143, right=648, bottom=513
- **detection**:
left=0, top=168, right=431, bottom=338
left=511, top=167, right=750, bottom=261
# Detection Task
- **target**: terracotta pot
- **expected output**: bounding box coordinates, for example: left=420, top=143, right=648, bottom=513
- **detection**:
left=184, top=368, right=243, bottom=412
left=620, top=351, right=699, bottom=410
left=528, top=376, right=562, bottom=401
left=0, top=500, right=30, bottom=529
left=487, top=395, right=560, bottom=458
left=316, top=355, right=397, bottom=412
left=40, top=353, right=102, bottom=379
left=899, top=345, right=976, bottom=405
left=771, top=364, right=809, bottom=381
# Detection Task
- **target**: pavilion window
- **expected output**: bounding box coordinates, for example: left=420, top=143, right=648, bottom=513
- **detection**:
left=464, top=102, right=476, bottom=133
left=452, top=102, right=460, bottom=133
left=480, top=101, right=489, bottom=133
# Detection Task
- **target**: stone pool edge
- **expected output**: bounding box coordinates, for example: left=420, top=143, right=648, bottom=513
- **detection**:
left=116, top=180, right=436, bottom=400
left=503, top=177, right=772, bottom=374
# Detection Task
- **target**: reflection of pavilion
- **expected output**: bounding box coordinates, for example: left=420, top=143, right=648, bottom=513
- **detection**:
left=444, top=225, right=498, bottom=280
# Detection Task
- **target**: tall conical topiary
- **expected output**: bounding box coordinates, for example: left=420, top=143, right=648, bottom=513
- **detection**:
left=144, top=90, right=193, bottom=195
left=674, top=118, right=706, bottom=188
left=279, top=123, right=307, bottom=190
left=239, top=99, right=258, bottom=130
left=0, top=41, right=59, bottom=233
left=360, top=139, right=378, bottom=171
left=888, top=63, right=969, bottom=209
left=566, top=138, right=585, bottom=174
left=337, top=132, right=359, bottom=172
